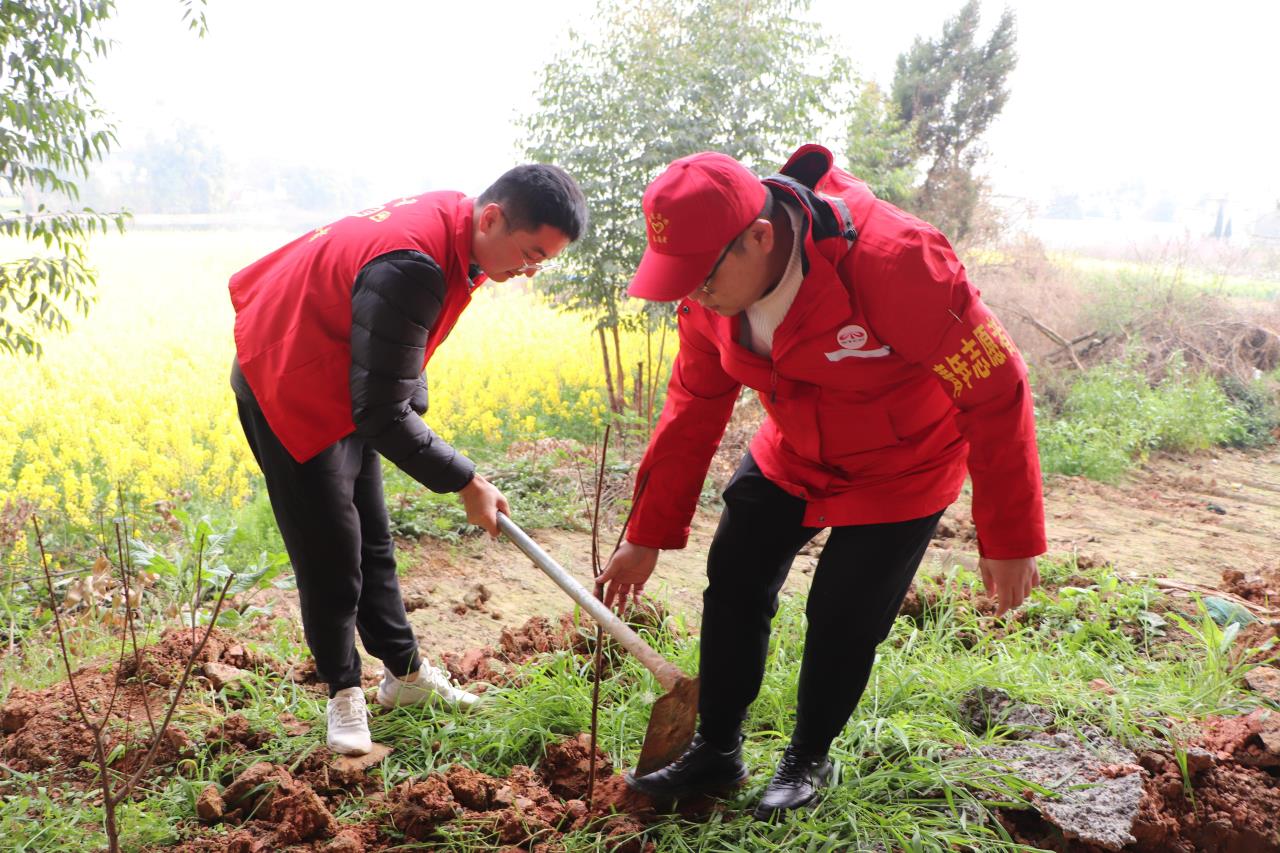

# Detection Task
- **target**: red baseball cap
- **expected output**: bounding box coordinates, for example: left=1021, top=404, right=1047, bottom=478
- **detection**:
left=627, top=152, right=767, bottom=301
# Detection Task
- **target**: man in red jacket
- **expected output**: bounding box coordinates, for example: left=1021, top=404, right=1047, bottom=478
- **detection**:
left=229, top=165, right=587, bottom=755
left=598, top=146, right=1044, bottom=818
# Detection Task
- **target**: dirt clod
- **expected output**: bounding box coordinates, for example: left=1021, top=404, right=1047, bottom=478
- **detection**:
left=402, top=592, right=431, bottom=612
left=499, top=614, right=585, bottom=659
left=221, top=762, right=337, bottom=841
left=1005, top=711, right=1280, bottom=852
left=0, top=687, right=38, bottom=733
left=1131, top=749, right=1280, bottom=852
left=196, top=784, right=224, bottom=821
left=440, top=648, right=500, bottom=685
left=380, top=736, right=661, bottom=848
left=1223, top=568, right=1276, bottom=604
left=204, top=661, right=249, bottom=690
left=0, top=627, right=253, bottom=780
left=330, top=743, right=393, bottom=785
left=540, top=731, right=613, bottom=799
left=493, top=806, right=556, bottom=845
left=446, top=764, right=496, bottom=810
left=1245, top=666, right=1280, bottom=703
left=272, top=778, right=339, bottom=841
left=321, top=829, right=366, bottom=853
left=286, top=659, right=319, bottom=683
left=463, top=583, right=491, bottom=610
left=223, top=762, right=291, bottom=811
left=392, top=775, right=459, bottom=839
left=1184, top=746, right=1217, bottom=775
left=207, top=712, right=271, bottom=752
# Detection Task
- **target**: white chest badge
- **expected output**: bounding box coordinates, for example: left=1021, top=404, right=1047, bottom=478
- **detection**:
left=826, top=324, right=891, bottom=361
left=837, top=324, right=867, bottom=348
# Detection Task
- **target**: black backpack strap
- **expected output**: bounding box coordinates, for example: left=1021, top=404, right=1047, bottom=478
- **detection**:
left=820, top=193, right=858, bottom=252
left=765, top=175, right=857, bottom=252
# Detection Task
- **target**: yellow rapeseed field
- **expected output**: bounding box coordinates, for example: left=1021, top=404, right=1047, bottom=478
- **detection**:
left=1, top=231, right=668, bottom=528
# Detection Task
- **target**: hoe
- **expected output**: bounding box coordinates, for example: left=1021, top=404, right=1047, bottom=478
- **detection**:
left=498, top=513, right=698, bottom=776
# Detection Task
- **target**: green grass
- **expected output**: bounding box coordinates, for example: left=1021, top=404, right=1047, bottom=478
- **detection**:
left=1028, top=249, right=1280, bottom=481
left=2, top=557, right=1273, bottom=851
left=1035, top=358, right=1268, bottom=481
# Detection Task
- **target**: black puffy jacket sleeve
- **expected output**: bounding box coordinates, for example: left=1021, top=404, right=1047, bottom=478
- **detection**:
left=349, top=250, right=476, bottom=493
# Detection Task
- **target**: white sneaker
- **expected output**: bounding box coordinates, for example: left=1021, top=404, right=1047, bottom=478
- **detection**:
left=326, top=686, right=372, bottom=755
left=376, top=663, right=480, bottom=711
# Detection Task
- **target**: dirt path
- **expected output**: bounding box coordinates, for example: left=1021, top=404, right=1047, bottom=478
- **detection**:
left=1044, top=447, right=1280, bottom=586
left=387, top=445, right=1280, bottom=660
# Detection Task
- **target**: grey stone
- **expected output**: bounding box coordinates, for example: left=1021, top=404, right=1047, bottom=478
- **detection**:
left=981, top=731, right=1143, bottom=851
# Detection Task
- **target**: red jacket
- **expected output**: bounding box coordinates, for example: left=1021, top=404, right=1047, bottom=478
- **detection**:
left=627, top=145, right=1046, bottom=560
left=229, top=192, right=479, bottom=462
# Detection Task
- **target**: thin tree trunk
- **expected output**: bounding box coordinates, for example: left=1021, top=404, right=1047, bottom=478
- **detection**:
left=598, top=327, right=618, bottom=412
left=634, top=362, right=643, bottom=422
left=649, top=321, right=668, bottom=429
left=611, top=325, right=626, bottom=412
left=645, top=320, right=653, bottom=428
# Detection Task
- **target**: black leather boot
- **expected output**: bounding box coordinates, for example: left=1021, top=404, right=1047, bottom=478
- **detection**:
left=624, top=733, right=749, bottom=800
left=753, top=745, right=833, bottom=820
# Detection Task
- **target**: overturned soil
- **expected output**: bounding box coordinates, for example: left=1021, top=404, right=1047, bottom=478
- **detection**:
left=1, top=627, right=268, bottom=782
left=166, top=731, right=718, bottom=852
left=437, top=601, right=673, bottom=690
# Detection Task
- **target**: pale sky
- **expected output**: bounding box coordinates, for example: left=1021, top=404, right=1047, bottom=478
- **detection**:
left=90, top=0, right=1279, bottom=214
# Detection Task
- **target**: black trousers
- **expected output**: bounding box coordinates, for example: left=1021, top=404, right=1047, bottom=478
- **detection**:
left=697, top=453, right=942, bottom=756
left=236, top=395, right=421, bottom=696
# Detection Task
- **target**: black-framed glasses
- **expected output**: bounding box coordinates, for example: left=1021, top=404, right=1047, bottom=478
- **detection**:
left=697, top=235, right=738, bottom=296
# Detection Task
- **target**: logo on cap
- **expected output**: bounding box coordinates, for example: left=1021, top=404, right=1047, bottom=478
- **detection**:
left=647, top=212, right=670, bottom=245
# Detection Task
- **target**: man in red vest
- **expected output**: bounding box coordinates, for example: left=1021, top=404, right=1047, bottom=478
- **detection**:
left=229, top=165, right=587, bottom=755
left=598, top=146, right=1044, bottom=818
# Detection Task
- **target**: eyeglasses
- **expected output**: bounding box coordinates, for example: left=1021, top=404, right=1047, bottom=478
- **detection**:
left=696, top=234, right=739, bottom=296
left=516, top=258, right=557, bottom=274
left=499, top=208, right=556, bottom=274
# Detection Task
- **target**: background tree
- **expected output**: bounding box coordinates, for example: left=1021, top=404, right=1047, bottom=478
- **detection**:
left=889, top=0, right=1016, bottom=241
left=844, top=82, right=916, bottom=208
left=0, top=0, right=205, bottom=357
left=524, top=0, right=850, bottom=411
left=79, top=123, right=228, bottom=214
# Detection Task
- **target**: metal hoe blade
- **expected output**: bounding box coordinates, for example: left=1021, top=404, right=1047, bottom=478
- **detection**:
left=635, top=674, right=699, bottom=776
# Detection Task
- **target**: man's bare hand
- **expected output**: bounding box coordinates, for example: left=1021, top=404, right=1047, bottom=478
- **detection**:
left=458, top=474, right=509, bottom=538
left=596, top=541, right=660, bottom=611
left=978, top=556, right=1040, bottom=615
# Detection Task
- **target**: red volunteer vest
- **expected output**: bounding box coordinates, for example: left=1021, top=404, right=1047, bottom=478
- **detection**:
left=229, top=192, right=480, bottom=462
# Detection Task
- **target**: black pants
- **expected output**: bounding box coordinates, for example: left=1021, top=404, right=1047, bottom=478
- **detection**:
left=697, top=453, right=942, bottom=756
left=236, top=395, right=421, bottom=696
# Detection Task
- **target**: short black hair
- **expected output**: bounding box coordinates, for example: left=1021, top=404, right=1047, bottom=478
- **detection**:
left=729, top=191, right=776, bottom=254
left=477, top=164, right=588, bottom=242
